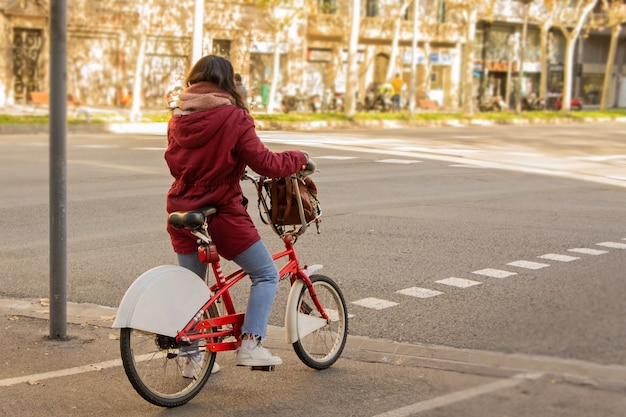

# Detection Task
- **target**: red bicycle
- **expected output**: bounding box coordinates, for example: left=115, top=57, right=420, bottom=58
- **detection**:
left=113, top=173, right=348, bottom=407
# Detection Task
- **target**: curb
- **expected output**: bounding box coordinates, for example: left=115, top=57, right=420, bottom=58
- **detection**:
left=2, top=297, right=625, bottom=387
left=1, top=115, right=626, bottom=135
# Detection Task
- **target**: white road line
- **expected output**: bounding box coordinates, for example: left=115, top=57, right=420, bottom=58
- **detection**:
left=472, top=269, right=517, bottom=279
left=568, top=248, right=608, bottom=255
left=596, top=241, right=626, bottom=249
left=449, top=164, right=488, bottom=169
left=506, top=260, right=550, bottom=270
left=393, top=146, right=481, bottom=155
left=0, top=358, right=122, bottom=387
left=376, top=159, right=421, bottom=164
left=538, top=253, right=579, bottom=262
left=351, top=298, right=398, bottom=310
left=435, top=277, right=482, bottom=288
left=372, top=372, right=545, bottom=417
left=396, top=287, right=444, bottom=298
left=131, top=147, right=166, bottom=151
left=571, top=154, right=626, bottom=161
left=73, top=144, right=119, bottom=149
left=316, top=155, right=357, bottom=160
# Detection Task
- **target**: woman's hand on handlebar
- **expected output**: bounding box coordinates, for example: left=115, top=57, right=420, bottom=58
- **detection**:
left=299, top=152, right=316, bottom=177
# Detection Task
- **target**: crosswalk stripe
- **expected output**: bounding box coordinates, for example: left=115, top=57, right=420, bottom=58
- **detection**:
left=596, top=241, right=626, bottom=249
left=397, top=287, right=444, bottom=298
left=351, top=298, right=398, bottom=310
left=506, top=260, right=550, bottom=270
left=472, top=268, right=517, bottom=279
left=538, top=254, right=579, bottom=262
left=435, top=277, right=482, bottom=288
left=568, top=248, right=608, bottom=255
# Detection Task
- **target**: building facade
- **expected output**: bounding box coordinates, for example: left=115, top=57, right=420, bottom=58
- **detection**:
left=1, top=0, right=625, bottom=110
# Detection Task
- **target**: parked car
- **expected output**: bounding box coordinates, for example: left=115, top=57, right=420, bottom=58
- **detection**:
left=554, top=95, right=583, bottom=111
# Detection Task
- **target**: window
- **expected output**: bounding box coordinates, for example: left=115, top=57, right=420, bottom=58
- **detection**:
left=213, top=39, right=231, bottom=57
left=318, top=0, right=337, bottom=14
left=365, top=0, right=378, bottom=17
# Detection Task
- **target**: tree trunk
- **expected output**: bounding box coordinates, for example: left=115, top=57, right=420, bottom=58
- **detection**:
left=385, top=16, right=402, bottom=82
left=600, top=25, right=620, bottom=110
left=267, top=31, right=281, bottom=115
left=408, top=0, right=419, bottom=116
left=462, top=9, right=477, bottom=115
left=561, top=35, right=575, bottom=113
left=538, top=22, right=549, bottom=101
left=130, top=34, right=146, bottom=122
left=344, top=0, right=361, bottom=117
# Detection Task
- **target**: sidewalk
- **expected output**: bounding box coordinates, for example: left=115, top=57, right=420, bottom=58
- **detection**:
left=2, top=103, right=626, bottom=136
left=1, top=297, right=625, bottom=416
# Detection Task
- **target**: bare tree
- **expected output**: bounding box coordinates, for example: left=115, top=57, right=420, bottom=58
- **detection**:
left=344, top=0, right=361, bottom=117
left=553, top=0, right=598, bottom=113
left=446, top=0, right=496, bottom=115
left=595, top=0, right=626, bottom=109
left=255, top=0, right=310, bottom=114
left=529, top=1, right=561, bottom=100
left=385, top=0, right=414, bottom=82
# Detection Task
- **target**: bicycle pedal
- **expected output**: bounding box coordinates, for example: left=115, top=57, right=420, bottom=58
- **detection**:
left=250, top=365, right=275, bottom=372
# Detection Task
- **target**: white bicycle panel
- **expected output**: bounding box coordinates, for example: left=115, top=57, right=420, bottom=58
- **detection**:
left=112, top=265, right=211, bottom=337
left=284, top=264, right=323, bottom=343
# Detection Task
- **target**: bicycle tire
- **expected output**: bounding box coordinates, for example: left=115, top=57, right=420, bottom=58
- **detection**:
left=119, top=304, right=219, bottom=407
left=292, top=274, right=348, bottom=369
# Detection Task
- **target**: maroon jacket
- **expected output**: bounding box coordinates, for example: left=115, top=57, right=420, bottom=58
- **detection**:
left=165, top=85, right=306, bottom=260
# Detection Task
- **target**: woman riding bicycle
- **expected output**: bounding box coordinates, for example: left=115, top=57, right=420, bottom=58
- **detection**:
left=165, top=55, right=312, bottom=371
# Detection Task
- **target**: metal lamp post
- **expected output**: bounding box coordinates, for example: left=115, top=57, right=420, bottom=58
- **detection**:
left=516, top=0, right=533, bottom=114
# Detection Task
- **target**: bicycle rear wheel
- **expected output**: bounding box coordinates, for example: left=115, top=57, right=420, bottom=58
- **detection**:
left=119, top=304, right=219, bottom=407
left=292, top=274, right=348, bottom=369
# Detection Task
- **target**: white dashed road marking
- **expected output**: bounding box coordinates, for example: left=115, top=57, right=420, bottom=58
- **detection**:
left=397, top=287, right=444, bottom=298
left=506, top=260, right=551, bottom=270
left=435, top=277, right=482, bottom=288
left=596, top=241, right=626, bottom=249
left=472, top=268, right=517, bottom=279
left=568, top=248, right=608, bottom=255
left=538, top=253, right=579, bottom=262
left=352, top=298, right=398, bottom=310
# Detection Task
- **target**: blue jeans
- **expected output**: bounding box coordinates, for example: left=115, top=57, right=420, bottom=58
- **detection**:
left=176, top=239, right=279, bottom=340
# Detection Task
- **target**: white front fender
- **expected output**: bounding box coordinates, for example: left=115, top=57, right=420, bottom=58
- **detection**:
left=284, top=264, right=325, bottom=344
left=112, top=265, right=210, bottom=337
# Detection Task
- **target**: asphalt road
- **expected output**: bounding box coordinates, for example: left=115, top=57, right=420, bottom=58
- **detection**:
left=1, top=122, right=625, bottom=371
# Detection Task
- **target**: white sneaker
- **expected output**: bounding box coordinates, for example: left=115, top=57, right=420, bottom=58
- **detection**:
left=182, top=353, right=220, bottom=378
left=236, top=343, right=282, bottom=366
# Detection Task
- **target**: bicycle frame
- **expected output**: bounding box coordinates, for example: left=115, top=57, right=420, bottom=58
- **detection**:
left=175, top=233, right=330, bottom=353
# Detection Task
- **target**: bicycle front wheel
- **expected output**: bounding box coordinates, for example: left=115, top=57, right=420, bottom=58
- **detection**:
left=119, top=304, right=219, bottom=407
left=292, top=274, right=348, bottom=369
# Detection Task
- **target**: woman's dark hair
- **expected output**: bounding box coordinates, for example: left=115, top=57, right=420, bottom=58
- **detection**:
left=185, top=55, right=248, bottom=111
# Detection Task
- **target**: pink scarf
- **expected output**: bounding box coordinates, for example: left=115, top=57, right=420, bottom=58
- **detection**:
left=177, top=81, right=234, bottom=111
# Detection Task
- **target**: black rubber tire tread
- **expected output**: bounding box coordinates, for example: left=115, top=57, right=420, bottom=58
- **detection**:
left=119, top=304, right=219, bottom=407
left=292, top=274, right=348, bottom=369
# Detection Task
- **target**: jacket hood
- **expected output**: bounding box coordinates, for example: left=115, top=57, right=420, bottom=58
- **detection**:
left=168, top=82, right=235, bottom=149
